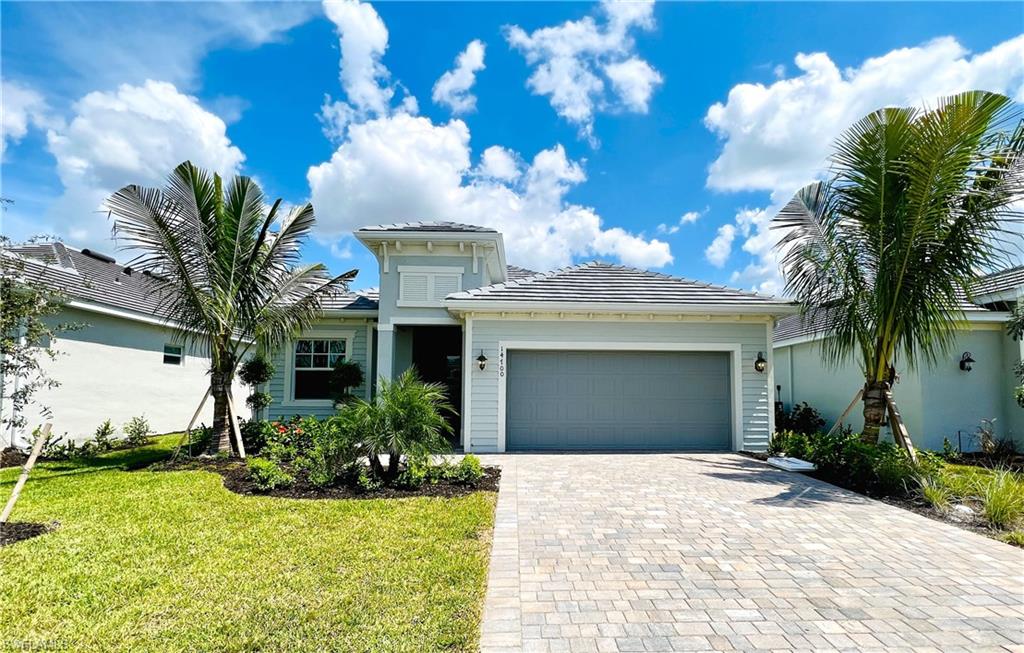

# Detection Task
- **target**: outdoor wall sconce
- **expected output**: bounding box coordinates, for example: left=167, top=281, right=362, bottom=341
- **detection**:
left=477, top=350, right=488, bottom=371
left=959, top=352, right=975, bottom=372
left=754, top=352, right=768, bottom=373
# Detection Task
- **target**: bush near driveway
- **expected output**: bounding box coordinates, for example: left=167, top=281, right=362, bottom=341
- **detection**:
left=0, top=435, right=496, bottom=652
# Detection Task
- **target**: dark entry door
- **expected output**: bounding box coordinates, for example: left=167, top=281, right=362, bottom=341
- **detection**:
left=411, top=327, right=462, bottom=442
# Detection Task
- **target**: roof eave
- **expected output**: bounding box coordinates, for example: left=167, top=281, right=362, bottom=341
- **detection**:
left=444, top=299, right=799, bottom=316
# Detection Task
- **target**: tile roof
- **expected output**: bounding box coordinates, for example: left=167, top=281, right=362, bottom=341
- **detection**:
left=6, top=242, right=367, bottom=321
left=447, top=261, right=794, bottom=307
left=972, top=266, right=1024, bottom=298
left=356, top=221, right=497, bottom=233
left=505, top=265, right=537, bottom=282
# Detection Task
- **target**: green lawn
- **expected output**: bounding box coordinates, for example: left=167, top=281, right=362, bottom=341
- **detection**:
left=0, top=436, right=496, bottom=652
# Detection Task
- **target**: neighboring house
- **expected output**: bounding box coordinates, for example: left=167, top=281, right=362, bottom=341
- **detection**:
left=1, top=243, right=249, bottom=447
left=266, top=222, right=797, bottom=452
left=774, top=267, right=1023, bottom=451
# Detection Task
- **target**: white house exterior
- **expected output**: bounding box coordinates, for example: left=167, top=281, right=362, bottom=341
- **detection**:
left=773, top=266, right=1023, bottom=451
left=267, top=222, right=798, bottom=453
left=1, top=243, right=249, bottom=447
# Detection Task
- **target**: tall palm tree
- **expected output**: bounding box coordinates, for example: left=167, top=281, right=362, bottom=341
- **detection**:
left=106, top=161, right=355, bottom=453
left=775, top=91, right=1024, bottom=444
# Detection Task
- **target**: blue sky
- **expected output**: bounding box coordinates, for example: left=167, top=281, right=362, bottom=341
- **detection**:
left=2, top=1, right=1022, bottom=293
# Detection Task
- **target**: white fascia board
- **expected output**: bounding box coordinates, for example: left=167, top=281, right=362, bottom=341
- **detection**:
left=972, top=288, right=1021, bottom=305
left=444, top=300, right=799, bottom=316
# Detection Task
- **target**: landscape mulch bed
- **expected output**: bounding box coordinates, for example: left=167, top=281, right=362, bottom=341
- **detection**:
left=157, top=457, right=501, bottom=500
left=0, top=447, right=29, bottom=469
left=0, top=522, right=58, bottom=547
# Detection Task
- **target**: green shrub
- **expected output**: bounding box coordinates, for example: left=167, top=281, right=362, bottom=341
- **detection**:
left=452, top=454, right=484, bottom=485
left=774, top=402, right=826, bottom=436
left=246, top=457, right=294, bottom=491
left=1000, top=531, right=1024, bottom=547
left=89, top=419, right=117, bottom=453
left=329, top=359, right=365, bottom=404
left=294, top=416, right=360, bottom=488
left=245, top=392, right=273, bottom=413
left=123, top=416, right=152, bottom=447
left=396, top=460, right=429, bottom=488
left=769, top=430, right=813, bottom=460
left=981, top=469, right=1024, bottom=529
left=239, top=354, right=276, bottom=387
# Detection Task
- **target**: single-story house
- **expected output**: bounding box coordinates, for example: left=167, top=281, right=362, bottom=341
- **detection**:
left=773, top=266, right=1023, bottom=451
left=1, top=242, right=249, bottom=447
left=266, top=222, right=797, bottom=452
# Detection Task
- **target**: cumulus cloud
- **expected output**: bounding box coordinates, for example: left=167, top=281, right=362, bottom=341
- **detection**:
left=1, top=80, right=61, bottom=156
left=656, top=209, right=702, bottom=235
left=705, top=224, right=736, bottom=268
left=475, top=145, right=521, bottom=181
left=504, top=0, right=662, bottom=144
left=432, top=40, right=486, bottom=114
left=42, top=80, right=244, bottom=246
left=307, top=112, right=671, bottom=271
left=703, top=34, right=1024, bottom=294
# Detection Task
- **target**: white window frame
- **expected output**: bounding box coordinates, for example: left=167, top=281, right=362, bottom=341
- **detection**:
left=396, top=265, right=464, bottom=307
left=163, top=343, right=184, bottom=366
left=282, top=330, right=355, bottom=406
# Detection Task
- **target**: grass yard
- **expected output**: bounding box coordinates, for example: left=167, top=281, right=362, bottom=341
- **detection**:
left=0, top=436, right=496, bottom=652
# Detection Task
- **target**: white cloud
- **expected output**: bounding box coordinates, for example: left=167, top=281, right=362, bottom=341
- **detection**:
left=705, top=223, right=736, bottom=268
left=432, top=40, right=486, bottom=114
left=476, top=145, right=521, bottom=181
left=1, top=80, right=61, bottom=156
left=603, top=57, right=662, bottom=113
left=42, top=80, right=245, bottom=247
left=656, top=210, right=702, bottom=235
left=307, top=112, right=671, bottom=271
left=504, top=0, right=662, bottom=143
left=705, top=35, right=1024, bottom=194
left=703, top=34, right=1024, bottom=294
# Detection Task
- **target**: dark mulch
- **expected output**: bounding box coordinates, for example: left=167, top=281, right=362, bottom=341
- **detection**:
left=0, top=521, right=58, bottom=547
left=0, top=447, right=29, bottom=468
left=157, top=457, right=501, bottom=500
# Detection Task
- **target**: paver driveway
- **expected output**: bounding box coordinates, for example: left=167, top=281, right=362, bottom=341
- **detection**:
left=476, top=453, right=1024, bottom=652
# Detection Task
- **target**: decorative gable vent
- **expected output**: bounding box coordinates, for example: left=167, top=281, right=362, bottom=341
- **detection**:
left=397, top=266, right=463, bottom=306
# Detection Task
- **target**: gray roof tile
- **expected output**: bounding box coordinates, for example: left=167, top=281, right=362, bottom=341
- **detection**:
left=447, top=261, right=793, bottom=307
left=356, top=221, right=497, bottom=233
left=973, top=265, right=1024, bottom=298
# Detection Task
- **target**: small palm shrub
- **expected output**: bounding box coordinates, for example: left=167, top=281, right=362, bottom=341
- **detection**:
left=247, top=457, right=294, bottom=491
left=123, top=415, right=152, bottom=446
left=345, top=369, right=454, bottom=484
left=981, top=469, right=1024, bottom=529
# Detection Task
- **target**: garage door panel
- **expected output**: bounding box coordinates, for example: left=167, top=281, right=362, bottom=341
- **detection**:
left=506, top=349, right=732, bottom=451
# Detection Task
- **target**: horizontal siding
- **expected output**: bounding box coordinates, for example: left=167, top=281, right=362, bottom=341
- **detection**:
left=267, top=319, right=372, bottom=421
left=466, top=319, right=771, bottom=452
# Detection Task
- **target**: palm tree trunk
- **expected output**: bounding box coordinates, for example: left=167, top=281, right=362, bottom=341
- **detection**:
left=861, top=380, right=887, bottom=444
left=208, top=369, right=233, bottom=454
left=385, top=449, right=401, bottom=484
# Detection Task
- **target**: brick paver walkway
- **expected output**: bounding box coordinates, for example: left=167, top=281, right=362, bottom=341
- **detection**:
left=476, top=453, right=1024, bottom=652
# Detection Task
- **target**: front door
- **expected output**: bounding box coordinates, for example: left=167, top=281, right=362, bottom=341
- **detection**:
left=411, top=326, right=463, bottom=444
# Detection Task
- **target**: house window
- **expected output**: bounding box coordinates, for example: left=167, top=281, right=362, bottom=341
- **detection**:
left=163, top=344, right=184, bottom=366
left=293, top=338, right=346, bottom=400
left=397, top=266, right=463, bottom=306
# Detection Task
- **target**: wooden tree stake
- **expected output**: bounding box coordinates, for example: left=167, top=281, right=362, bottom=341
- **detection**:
left=1, top=423, right=52, bottom=525
left=826, top=388, right=864, bottom=437
left=172, top=386, right=211, bottom=460
left=884, top=390, right=918, bottom=463
left=226, top=392, right=246, bottom=459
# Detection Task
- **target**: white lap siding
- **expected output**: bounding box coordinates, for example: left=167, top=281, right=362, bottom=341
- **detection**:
left=465, top=318, right=773, bottom=452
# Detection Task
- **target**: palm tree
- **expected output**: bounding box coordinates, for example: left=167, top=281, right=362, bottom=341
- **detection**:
left=106, top=161, right=355, bottom=454
left=775, top=91, right=1023, bottom=444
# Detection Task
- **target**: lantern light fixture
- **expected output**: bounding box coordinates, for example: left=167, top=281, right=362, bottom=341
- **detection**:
left=959, top=352, right=975, bottom=372
left=754, top=352, right=768, bottom=373
left=477, top=350, right=488, bottom=371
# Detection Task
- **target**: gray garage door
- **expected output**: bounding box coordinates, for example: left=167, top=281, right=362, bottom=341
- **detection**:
left=506, top=350, right=732, bottom=451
